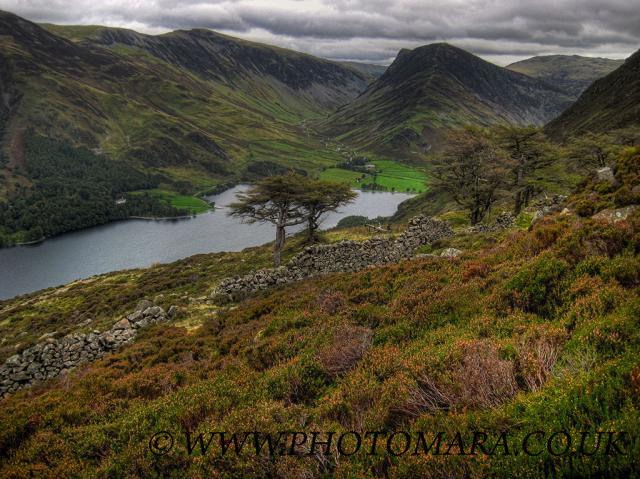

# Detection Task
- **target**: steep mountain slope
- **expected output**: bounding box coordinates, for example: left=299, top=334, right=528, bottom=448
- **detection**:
left=321, top=43, right=573, bottom=155
left=0, top=11, right=369, bottom=190
left=1, top=148, right=639, bottom=477
left=337, top=61, right=387, bottom=83
left=0, top=11, right=371, bottom=243
left=545, top=49, right=640, bottom=140
left=507, top=55, right=624, bottom=99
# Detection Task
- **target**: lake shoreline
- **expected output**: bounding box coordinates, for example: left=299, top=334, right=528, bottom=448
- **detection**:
left=0, top=187, right=414, bottom=300
left=2, top=184, right=413, bottom=250
left=7, top=212, right=211, bottom=249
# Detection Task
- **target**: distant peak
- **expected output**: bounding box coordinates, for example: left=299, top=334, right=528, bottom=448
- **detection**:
left=414, top=42, right=460, bottom=52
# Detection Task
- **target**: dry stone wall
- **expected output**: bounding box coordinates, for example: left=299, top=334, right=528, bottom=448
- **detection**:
left=212, top=215, right=453, bottom=302
left=0, top=300, right=177, bottom=398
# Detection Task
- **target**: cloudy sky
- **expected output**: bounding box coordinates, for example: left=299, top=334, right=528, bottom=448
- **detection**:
left=1, top=0, right=638, bottom=65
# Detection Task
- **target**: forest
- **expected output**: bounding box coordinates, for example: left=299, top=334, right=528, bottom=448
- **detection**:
left=0, top=134, right=186, bottom=246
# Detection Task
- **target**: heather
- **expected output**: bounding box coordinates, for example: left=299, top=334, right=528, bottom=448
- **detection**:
left=0, top=152, right=639, bottom=478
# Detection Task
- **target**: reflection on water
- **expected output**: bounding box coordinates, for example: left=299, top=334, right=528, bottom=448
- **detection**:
left=0, top=185, right=413, bottom=300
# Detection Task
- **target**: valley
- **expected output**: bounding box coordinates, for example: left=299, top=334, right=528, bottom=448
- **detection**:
left=1, top=6, right=640, bottom=478
left=3, top=11, right=631, bottom=246
left=320, top=159, right=428, bottom=193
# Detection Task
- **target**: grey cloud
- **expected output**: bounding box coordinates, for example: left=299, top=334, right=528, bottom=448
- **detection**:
left=0, top=0, right=638, bottom=64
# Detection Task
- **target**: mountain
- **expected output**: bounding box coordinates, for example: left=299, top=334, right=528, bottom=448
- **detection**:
left=321, top=43, right=573, bottom=155
left=545, top=49, right=640, bottom=140
left=506, top=55, right=624, bottom=99
left=0, top=11, right=369, bottom=190
left=337, top=61, right=387, bottom=83
left=0, top=11, right=372, bottom=243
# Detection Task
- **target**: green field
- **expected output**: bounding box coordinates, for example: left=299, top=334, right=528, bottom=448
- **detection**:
left=319, top=167, right=364, bottom=183
left=133, top=189, right=211, bottom=214
left=320, top=159, right=427, bottom=192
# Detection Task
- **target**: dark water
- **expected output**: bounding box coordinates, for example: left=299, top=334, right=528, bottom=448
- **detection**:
left=0, top=186, right=412, bottom=300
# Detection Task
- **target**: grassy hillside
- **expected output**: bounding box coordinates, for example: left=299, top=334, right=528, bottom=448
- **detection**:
left=506, top=55, right=624, bottom=99
left=0, top=11, right=369, bottom=242
left=0, top=148, right=638, bottom=477
left=321, top=44, right=572, bottom=158
left=545, top=49, right=640, bottom=140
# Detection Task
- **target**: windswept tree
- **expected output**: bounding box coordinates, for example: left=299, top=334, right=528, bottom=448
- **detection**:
left=496, top=126, right=553, bottom=214
left=566, top=132, right=616, bottom=170
left=297, top=179, right=357, bottom=242
left=432, top=128, right=511, bottom=225
left=228, top=174, right=307, bottom=267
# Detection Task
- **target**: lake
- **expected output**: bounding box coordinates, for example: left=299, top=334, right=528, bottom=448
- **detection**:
left=0, top=186, right=413, bottom=300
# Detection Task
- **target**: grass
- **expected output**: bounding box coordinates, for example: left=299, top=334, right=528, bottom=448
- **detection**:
left=1, top=151, right=640, bottom=477
left=1, top=203, right=639, bottom=477
left=132, top=189, right=211, bottom=214
left=0, top=225, right=393, bottom=363
left=2, top=23, right=356, bottom=211
left=320, top=159, right=428, bottom=192
left=320, top=167, right=364, bottom=184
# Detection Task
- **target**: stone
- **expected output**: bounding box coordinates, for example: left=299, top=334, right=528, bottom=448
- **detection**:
left=0, top=301, right=172, bottom=398
left=531, top=210, right=544, bottom=225
left=592, top=205, right=638, bottom=224
left=211, top=216, right=453, bottom=303
left=13, top=371, right=30, bottom=382
left=596, top=166, right=615, bottom=183
left=144, top=306, right=163, bottom=318
left=440, top=248, right=462, bottom=258
left=135, top=299, right=154, bottom=312
left=38, top=332, right=57, bottom=341
left=112, top=318, right=131, bottom=330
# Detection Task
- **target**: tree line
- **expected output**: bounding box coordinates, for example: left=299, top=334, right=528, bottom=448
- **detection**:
left=431, top=125, right=640, bottom=225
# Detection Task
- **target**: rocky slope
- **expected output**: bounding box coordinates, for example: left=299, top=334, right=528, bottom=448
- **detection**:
left=321, top=43, right=573, bottom=155
left=545, top=49, right=640, bottom=140
left=507, top=55, right=624, bottom=99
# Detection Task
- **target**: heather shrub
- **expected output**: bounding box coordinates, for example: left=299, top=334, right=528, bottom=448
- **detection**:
left=506, top=254, right=568, bottom=316
left=317, top=325, right=373, bottom=378
left=318, top=369, right=380, bottom=429
left=553, top=344, right=597, bottom=381
left=462, top=260, right=492, bottom=280
left=316, top=289, right=347, bottom=315
left=586, top=307, right=640, bottom=357
left=563, top=276, right=626, bottom=332
left=601, top=253, right=640, bottom=287
left=390, top=372, right=452, bottom=420
left=266, top=358, right=328, bottom=405
left=448, top=339, right=518, bottom=409
left=516, top=324, right=566, bottom=391
left=557, top=219, right=630, bottom=262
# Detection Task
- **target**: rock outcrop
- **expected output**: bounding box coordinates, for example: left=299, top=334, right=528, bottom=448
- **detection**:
left=467, top=211, right=516, bottom=233
left=592, top=205, right=638, bottom=223
left=0, top=300, right=177, bottom=397
left=212, top=215, right=453, bottom=302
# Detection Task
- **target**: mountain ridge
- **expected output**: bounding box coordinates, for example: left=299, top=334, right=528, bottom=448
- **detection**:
left=0, top=10, right=369, bottom=185
left=545, top=49, right=640, bottom=140
left=321, top=42, right=573, bottom=155
left=506, top=54, right=624, bottom=99
left=0, top=10, right=371, bottom=243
